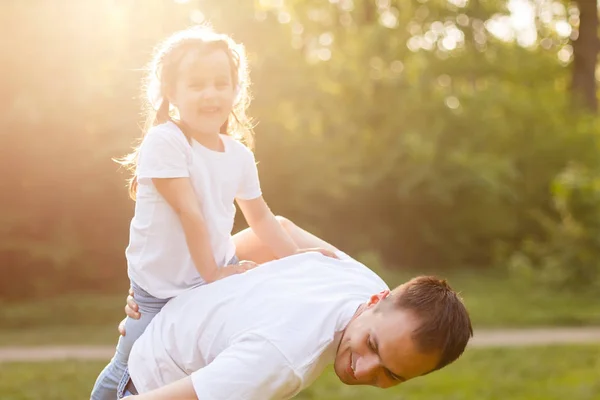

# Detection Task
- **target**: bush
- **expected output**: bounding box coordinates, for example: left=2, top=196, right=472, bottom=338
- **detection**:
left=508, top=161, right=600, bottom=290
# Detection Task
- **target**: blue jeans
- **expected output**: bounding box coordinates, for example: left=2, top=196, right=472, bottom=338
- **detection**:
left=117, top=368, right=137, bottom=399
left=90, top=280, right=169, bottom=400
left=90, top=256, right=238, bottom=400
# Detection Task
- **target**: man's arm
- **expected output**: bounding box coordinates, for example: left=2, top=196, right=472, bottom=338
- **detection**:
left=126, top=334, right=301, bottom=400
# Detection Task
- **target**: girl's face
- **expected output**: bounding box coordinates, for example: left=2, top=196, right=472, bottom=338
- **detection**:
left=170, top=48, right=236, bottom=136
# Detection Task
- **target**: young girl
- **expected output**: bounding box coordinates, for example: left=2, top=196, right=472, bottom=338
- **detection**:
left=91, top=26, right=336, bottom=400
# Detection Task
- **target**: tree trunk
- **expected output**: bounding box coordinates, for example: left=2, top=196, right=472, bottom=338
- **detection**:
left=571, top=0, right=599, bottom=113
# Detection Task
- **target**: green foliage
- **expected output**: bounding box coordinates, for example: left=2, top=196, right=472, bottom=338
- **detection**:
left=1, top=0, right=599, bottom=298
left=508, top=158, right=600, bottom=290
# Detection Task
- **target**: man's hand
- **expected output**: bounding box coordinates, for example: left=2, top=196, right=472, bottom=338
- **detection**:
left=118, top=287, right=140, bottom=336
left=295, top=247, right=339, bottom=259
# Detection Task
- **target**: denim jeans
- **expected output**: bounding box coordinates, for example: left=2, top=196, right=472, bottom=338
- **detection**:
left=117, top=367, right=137, bottom=399
left=90, top=280, right=169, bottom=400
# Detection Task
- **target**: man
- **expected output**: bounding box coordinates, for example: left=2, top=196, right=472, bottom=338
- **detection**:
left=118, top=221, right=473, bottom=399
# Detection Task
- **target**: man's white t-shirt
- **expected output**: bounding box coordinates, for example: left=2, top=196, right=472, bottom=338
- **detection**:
left=128, top=252, right=389, bottom=400
left=126, top=121, right=262, bottom=298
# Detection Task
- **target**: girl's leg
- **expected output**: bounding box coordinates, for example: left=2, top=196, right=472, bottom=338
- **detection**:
left=90, top=283, right=167, bottom=400
left=233, top=216, right=339, bottom=264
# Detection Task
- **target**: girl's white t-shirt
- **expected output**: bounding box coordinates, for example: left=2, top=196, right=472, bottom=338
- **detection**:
left=126, top=121, right=262, bottom=298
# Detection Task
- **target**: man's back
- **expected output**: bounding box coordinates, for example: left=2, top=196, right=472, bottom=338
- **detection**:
left=128, top=252, right=388, bottom=399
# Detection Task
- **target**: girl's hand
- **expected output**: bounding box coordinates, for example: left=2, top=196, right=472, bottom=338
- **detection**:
left=213, top=260, right=258, bottom=281
left=238, top=260, right=259, bottom=271
left=295, top=247, right=339, bottom=259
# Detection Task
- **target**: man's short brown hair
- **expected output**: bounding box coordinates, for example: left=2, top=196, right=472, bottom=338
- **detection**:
left=379, top=276, right=473, bottom=371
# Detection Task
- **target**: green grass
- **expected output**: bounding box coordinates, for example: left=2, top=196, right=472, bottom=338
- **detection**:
left=0, top=326, right=119, bottom=346
left=1, top=268, right=598, bottom=346
left=0, top=293, right=124, bottom=346
left=1, top=345, right=599, bottom=400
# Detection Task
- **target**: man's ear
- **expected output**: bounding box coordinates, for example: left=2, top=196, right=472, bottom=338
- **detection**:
left=366, top=289, right=390, bottom=308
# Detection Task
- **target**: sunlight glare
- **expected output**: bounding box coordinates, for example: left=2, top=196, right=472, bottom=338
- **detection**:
left=485, top=16, right=515, bottom=42
left=390, top=60, right=404, bottom=74
left=379, top=9, right=399, bottom=29
left=485, top=0, right=536, bottom=46
left=190, top=10, right=205, bottom=24
left=551, top=2, right=566, bottom=17
left=318, top=48, right=332, bottom=61
left=445, top=96, right=460, bottom=109
left=421, top=36, right=435, bottom=51
left=339, top=0, right=354, bottom=12
left=278, top=11, right=291, bottom=24
left=407, top=36, right=420, bottom=52
left=557, top=45, right=573, bottom=64
left=319, top=32, right=334, bottom=46
left=447, top=0, right=468, bottom=8
left=555, top=20, right=572, bottom=38
left=441, top=37, right=457, bottom=51
left=431, top=21, right=445, bottom=35
left=508, top=0, right=534, bottom=30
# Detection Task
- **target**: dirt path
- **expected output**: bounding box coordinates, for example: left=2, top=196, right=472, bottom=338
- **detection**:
left=1, top=327, right=599, bottom=362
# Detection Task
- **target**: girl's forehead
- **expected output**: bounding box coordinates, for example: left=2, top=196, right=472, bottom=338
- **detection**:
left=177, top=48, right=232, bottom=79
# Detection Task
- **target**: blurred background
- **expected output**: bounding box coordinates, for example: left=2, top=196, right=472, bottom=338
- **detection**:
left=1, top=0, right=599, bottom=399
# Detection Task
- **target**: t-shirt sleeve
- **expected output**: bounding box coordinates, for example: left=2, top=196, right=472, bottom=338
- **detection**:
left=136, top=125, right=190, bottom=183
left=191, top=335, right=301, bottom=400
left=236, top=149, right=262, bottom=200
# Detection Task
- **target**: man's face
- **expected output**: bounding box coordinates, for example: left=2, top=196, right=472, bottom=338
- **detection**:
left=334, top=291, right=440, bottom=388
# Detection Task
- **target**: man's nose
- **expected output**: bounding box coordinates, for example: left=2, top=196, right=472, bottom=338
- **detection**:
left=354, top=353, right=379, bottom=381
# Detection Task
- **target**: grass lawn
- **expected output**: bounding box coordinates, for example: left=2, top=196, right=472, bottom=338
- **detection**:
left=1, top=345, right=599, bottom=400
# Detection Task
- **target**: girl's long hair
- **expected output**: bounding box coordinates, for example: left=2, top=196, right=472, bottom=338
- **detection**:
left=116, top=26, right=254, bottom=200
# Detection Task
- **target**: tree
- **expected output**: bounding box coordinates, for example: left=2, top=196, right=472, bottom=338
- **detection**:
left=571, top=0, right=598, bottom=112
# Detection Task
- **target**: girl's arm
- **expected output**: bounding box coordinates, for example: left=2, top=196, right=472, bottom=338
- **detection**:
left=154, top=177, right=248, bottom=282
left=236, top=196, right=299, bottom=258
